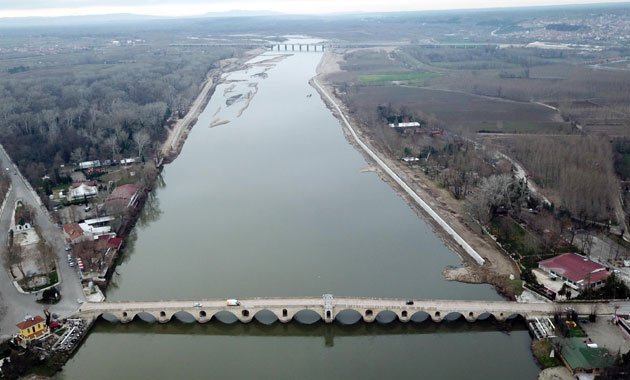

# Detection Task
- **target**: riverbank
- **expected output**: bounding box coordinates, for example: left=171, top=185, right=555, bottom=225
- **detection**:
left=161, top=48, right=265, bottom=164
left=314, top=50, right=521, bottom=298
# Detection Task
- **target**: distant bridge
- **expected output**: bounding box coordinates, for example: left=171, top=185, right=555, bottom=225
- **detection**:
left=270, top=43, right=325, bottom=52
left=78, top=295, right=616, bottom=325
left=168, top=42, right=501, bottom=52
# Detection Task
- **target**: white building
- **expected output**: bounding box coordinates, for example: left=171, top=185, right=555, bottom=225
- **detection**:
left=388, top=122, right=421, bottom=128
left=68, top=182, right=98, bottom=201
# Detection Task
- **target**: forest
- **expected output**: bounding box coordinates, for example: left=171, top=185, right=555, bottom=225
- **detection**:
left=0, top=32, right=240, bottom=187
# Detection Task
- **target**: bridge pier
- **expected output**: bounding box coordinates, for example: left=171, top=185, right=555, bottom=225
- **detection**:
left=494, top=312, right=507, bottom=322
left=157, top=311, right=173, bottom=323
left=397, top=310, right=410, bottom=323
left=196, top=310, right=211, bottom=323
left=323, top=294, right=334, bottom=324
left=362, top=309, right=377, bottom=323
left=431, top=311, right=443, bottom=323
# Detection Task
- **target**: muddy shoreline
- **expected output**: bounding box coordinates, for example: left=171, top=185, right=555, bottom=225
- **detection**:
left=312, top=50, right=521, bottom=299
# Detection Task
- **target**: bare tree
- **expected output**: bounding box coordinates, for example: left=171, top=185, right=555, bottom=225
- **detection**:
left=70, top=147, right=86, bottom=164
left=132, top=129, right=151, bottom=158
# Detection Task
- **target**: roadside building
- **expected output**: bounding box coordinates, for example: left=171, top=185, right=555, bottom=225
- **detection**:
left=555, top=337, right=615, bottom=376
left=538, top=253, right=610, bottom=292
left=68, top=181, right=98, bottom=201
left=64, top=219, right=116, bottom=243
left=63, top=223, right=90, bottom=244
left=15, top=315, right=49, bottom=345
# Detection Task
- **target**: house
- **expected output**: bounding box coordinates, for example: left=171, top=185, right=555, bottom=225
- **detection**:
left=15, top=315, right=49, bottom=344
left=63, top=223, right=89, bottom=243
left=555, top=337, right=615, bottom=376
left=105, top=184, right=140, bottom=212
left=119, top=157, right=139, bottom=165
left=538, top=253, right=610, bottom=292
left=389, top=122, right=423, bottom=135
left=388, top=122, right=421, bottom=128
left=68, top=181, right=98, bottom=201
left=78, top=160, right=101, bottom=170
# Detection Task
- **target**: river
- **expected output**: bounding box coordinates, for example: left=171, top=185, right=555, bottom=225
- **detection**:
left=57, top=40, right=540, bottom=379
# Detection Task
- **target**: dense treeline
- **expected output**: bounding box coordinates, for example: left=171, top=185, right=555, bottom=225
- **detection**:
left=0, top=43, right=238, bottom=184
left=505, top=136, right=617, bottom=221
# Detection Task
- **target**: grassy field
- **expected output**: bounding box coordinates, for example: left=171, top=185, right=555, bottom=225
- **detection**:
left=475, top=121, right=572, bottom=134
left=358, top=72, right=436, bottom=84
left=346, top=85, right=567, bottom=133
left=531, top=340, right=562, bottom=368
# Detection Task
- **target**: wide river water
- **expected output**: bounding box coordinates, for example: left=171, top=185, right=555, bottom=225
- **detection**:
left=58, top=45, right=540, bottom=379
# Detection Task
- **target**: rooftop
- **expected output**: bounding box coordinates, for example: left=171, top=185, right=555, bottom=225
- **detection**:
left=63, top=223, right=84, bottom=241
left=539, top=253, right=610, bottom=285
left=557, top=337, right=615, bottom=371
left=16, top=315, right=44, bottom=330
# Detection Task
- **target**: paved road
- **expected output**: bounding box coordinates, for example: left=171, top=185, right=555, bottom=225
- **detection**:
left=0, top=144, right=83, bottom=340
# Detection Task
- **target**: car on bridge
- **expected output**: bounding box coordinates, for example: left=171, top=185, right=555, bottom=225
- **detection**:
left=226, top=299, right=240, bottom=306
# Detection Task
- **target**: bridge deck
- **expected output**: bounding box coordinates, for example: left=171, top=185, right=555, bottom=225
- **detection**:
left=78, top=297, right=617, bottom=324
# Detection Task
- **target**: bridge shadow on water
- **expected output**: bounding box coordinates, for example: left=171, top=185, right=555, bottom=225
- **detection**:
left=90, top=315, right=528, bottom=347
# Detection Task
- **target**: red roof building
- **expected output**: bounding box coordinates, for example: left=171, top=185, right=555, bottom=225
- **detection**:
left=538, top=253, right=610, bottom=291
left=63, top=223, right=88, bottom=243
left=15, top=315, right=49, bottom=344
left=105, top=184, right=140, bottom=212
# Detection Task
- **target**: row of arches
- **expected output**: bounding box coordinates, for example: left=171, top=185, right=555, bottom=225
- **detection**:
left=97, top=309, right=525, bottom=325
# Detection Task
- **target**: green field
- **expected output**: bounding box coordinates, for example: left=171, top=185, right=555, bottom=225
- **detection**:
left=358, top=72, right=435, bottom=83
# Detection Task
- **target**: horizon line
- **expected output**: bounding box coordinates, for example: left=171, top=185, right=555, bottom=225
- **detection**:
left=0, top=1, right=628, bottom=20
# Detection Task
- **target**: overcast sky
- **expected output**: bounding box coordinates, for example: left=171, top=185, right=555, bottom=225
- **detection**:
left=0, top=0, right=627, bottom=18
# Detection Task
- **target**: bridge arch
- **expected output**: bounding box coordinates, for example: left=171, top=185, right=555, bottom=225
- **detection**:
left=253, top=309, right=278, bottom=325
left=213, top=310, right=239, bottom=324
left=410, top=311, right=431, bottom=323
left=293, top=310, right=321, bottom=325
left=172, top=311, right=196, bottom=323
left=135, top=312, right=157, bottom=323
left=476, top=312, right=495, bottom=322
left=444, top=312, right=465, bottom=322
left=375, top=310, right=398, bottom=324
left=99, top=312, right=121, bottom=323
left=336, top=309, right=362, bottom=325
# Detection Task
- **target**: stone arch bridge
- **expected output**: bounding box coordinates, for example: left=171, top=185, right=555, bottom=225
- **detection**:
left=78, top=296, right=614, bottom=325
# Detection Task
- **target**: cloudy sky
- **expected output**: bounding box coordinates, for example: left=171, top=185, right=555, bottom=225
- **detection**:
left=0, top=0, right=626, bottom=18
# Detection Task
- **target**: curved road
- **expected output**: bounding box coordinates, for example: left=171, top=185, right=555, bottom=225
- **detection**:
left=0, top=144, right=84, bottom=340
